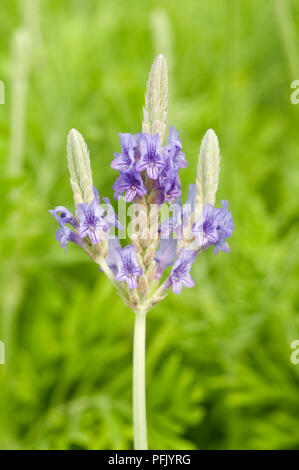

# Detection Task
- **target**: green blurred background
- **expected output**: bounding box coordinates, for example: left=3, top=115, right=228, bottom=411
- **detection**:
left=0, top=0, right=299, bottom=450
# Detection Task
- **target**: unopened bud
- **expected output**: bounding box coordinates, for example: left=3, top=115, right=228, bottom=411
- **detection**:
left=137, top=275, right=148, bottom=295
left=129, top=290, right=139, bottom=307
left=147, top=261, right=158, bottom=281
left=195, top=129, right=220, bottom=207
left=67, top=128, right=94, bottom=205
left=137, top=253, right=145, bottom=271
left=144, top=244, right=156, bottom=265
left=142, top=54, right=168, bottom=142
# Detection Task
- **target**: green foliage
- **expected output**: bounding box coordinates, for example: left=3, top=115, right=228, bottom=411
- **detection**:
left=0, top=0, right=299, bottom=450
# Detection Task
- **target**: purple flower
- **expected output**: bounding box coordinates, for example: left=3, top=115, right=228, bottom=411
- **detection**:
left=192, top=200, right=234, bottom=254
left=156, top=149, right=182, bottom=205
left=77, top=198, right=106, bottom=244
left=135, top=133, right=164, bottom=179
left=55, top=225, right=82, bottom=253
left=158, top=157, right=175, bottom=188
left=49, top=206, right=78, bottom=228
left=104, top=238, right=121, bottom=275
left=213, top=200, right=234, bottom=255
left=111, top=133, right=136, bottom=171
left=164, top=126, right=187, bottom=170
left=192, top=204, right=219, bottom=248
left=157, top=176, right=182, bottom=205
left=114, top=245, right=142, bottom=289
left=113, top=168, right=147, bottom=202
left=49, top=210, right=82, bottom=253
left=164, top=247, right=197, bottom=294
left=89, top=187, right=122, bottom=234
left=154, top=239, right=177, bottom=279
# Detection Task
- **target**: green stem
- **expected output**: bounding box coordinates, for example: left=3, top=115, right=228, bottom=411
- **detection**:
left=133, top=308, right=148, bottom=450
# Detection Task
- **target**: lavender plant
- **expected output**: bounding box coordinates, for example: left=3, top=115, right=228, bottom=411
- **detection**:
left=49, top=55, right=234, bottom=450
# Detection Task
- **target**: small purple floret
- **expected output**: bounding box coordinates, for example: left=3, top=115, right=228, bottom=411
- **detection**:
left=104, top=238, right=122, bottom=275
left=165, top=247, right=197, bottom=294
left=77, top=198, right=106, bottom=244
left=213, top=200, right=234, bottom=255
left=164, top=126, right=187, bottom=170
left=135, top=133, right=164, bottom=180
left=156, top=176, right=181, bottom=205
left=114, top=245, right=142, bottom=289
left=111, top=133, right=136, bottom=171
left=192, top=200, right=234, bottom=254
left=49, top=209, right=82, bottom=253
left=113, top=168, right=147, bottom=202
left=49, top=206, right=78, bottom=229
left=154, top=239, right=177, bottom=279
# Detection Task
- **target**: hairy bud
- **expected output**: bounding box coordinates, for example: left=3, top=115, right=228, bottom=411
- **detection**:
left=142, top=54, right=168, bottom=142
left=137, top=276, right=148, bottom=295
left=67, top=128, right=94, bottom=205
left=195, top=129, right=220, bottom=207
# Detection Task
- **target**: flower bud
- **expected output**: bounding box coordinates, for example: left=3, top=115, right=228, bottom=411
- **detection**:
left=67, top=128, right=94, bottom=205
left=142, top=54, right=168, bottom=142
left=147, top=261, right=158, bottom=282
left=137, top=275, right=148, bottom=295
left=129, top=290, right=139, bottom=308
left=195, top=129, right=220, bottom=208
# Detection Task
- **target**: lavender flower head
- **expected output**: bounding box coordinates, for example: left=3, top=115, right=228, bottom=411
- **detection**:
left=49, top=57, right=234, bottom=302
left=111, top=124, right=186, bottom=205
left=49, top=55, right=235, bottom=452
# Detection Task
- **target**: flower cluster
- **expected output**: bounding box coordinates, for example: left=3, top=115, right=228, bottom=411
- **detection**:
left=49, top=55, right=236, bottom=452
left=49, top=55, right=234, bottom=313
left=192, top=199, right=234, bottom=254
left=159, top=185, right=234, bottom=250
left=112, top=126, right=186, bottom=205
left=50, top=187, right=121, bottom=250
left=154, top=190, right=234, bottom=285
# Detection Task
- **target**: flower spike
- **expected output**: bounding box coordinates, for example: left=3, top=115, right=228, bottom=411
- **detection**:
left=49, top=55, right=234, bottom=451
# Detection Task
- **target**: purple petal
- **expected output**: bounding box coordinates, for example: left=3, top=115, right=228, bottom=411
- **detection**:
left=147, top=164, right=159, bottom=180
left=125, top=188, right=137, bottom=202
left=181, top=273, right=195, bottom=288
left=127, top=275, right=138, bottom=290
left=167, top=126, right=181, bottom=146
left=172, top=279, right=182, bottom=295
left=50, top=206, right=78, bottom=228
left=93, top=187, right=100, bottom=204
left=154, top=239, right=178, bottom=279
left=135, top=160, right=148, bottom=172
